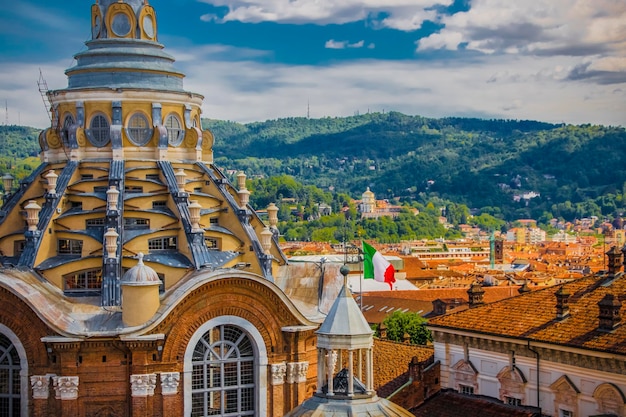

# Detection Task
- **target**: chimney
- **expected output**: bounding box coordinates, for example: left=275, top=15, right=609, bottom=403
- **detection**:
left=598, top=294, right=622, bottom=332
left=606, top=246, right=622, bottom=275
left=555, top=286, right=570, bottom=320
left=378, top=323, right=387, bottom=340
left=518, top=281, right=531, bottom=294
left=467, top=282, right=485, bottom=308
left=621, top=244, right=626, bottom=273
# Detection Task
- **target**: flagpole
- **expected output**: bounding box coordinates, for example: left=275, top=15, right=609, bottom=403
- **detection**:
left=360, top=247, right=363, bottom=311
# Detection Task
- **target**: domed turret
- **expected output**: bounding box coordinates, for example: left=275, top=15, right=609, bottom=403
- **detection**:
left=285, top=266, right=414, bottom=416
left=121, top=253, right=162, bottom=326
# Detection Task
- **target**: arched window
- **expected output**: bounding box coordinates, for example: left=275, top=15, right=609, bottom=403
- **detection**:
left=165, top=114, right=184, bottom=146
left=89, top=114, right=110, bottom=147
left=60, top=114, right=75, bottom=145
left=127, top=113, right=152, bottom=146
left=0, top=324, right=28, bottom=417
left=191, top=325, right=255, bottom=416
left=185, top=316, right=268, bottom=417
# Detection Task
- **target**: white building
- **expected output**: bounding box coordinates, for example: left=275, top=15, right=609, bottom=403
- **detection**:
left=428, top=248, right=626, bottom=417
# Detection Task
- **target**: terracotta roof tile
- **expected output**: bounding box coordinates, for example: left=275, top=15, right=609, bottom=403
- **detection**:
left=373, top=339, right=434, bottom=398
left=429, top=273, right=626, bottom=355
left=412, top=389, right=541, bottom=417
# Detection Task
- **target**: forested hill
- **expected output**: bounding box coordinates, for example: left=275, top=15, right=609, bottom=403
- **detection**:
left=205, top=112, right=626, bottom=221
left=3, top=114, right=626, bottom=223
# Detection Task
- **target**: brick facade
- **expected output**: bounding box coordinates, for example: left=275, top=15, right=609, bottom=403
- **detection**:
left=0, top=275, right=318, bottom=417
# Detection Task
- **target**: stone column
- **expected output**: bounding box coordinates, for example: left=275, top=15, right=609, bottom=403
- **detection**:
left=130, top=373, right=157, bottom=417
left=316, top=350, right=324, bottom=394
left=31, top=375, right=51, bottom=417
left=366, top=348, right=374, bottom=393
left=160, top=372, right=181, bottom=417
left=270, top=362, right=286, bottom=417
left=52, top=376, right=79, bottom=416
left=348, top=350, right=354, bottom=396
left=327, top=350, right=335, bottom=396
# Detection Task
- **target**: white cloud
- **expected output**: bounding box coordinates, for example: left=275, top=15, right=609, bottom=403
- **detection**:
left=418, top=0, right=626, bottom=57
left=4, top=40, right=625, bottom=131
left=0, top=61, right=68, bottom=129
left=198, top=0, right=452, bottom=28
left=325, top=40, right=365, bottom=49
left=176, top=53, right=626, bottom=127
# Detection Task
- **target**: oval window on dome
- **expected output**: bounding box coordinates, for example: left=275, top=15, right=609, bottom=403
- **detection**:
left=127, top=113, right=153, bottom=146
left=111, top=13, right=132, bottom=37
left=89, top=114, right=110, bottom=147
left=165, top=114, right=184, bottom=146
left=143, top=15, right=155, bottom=39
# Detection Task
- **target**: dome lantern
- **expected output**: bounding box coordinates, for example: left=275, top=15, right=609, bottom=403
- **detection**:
left=120, top=253, right=162, bottom=327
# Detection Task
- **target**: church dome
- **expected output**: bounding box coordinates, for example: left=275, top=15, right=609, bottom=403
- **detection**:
left=0, top=0, right=287, bottom=308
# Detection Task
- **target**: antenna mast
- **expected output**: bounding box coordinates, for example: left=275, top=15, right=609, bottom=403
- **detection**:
left=4, top=100, right=7, bottom=126
left=37, top=69, right=52, bottom=122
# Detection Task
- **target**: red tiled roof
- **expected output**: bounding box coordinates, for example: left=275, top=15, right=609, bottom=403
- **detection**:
left=412, top=390, right=540, bottom=416
left=373, top=339, right=433, bottom=398
left=356, top=295, right=433, bottom=322
left=429, top=273, right=626, bottom=355
left=362, top=286, right=522, bottom=304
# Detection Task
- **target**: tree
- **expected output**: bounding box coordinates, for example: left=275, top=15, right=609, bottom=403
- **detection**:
left=381, top=311, right=432, bottom=345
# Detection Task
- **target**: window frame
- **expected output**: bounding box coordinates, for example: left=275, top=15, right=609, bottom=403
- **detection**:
left=148, top=236, right=178, bottom=251
left=126, top=112, right=153, bottom=146
left=460, top=384, right=474, bottom=395
left=165, top=113, right=184, bottom=146
left=0, top=324, right=28, bottom=417
left=63, top=268, right=102, bottom=294
left=184, top=316, right=267, bottom=417
left=88, top=113, right=111, bottom=147
left=57, top=238, right=83, bottom=256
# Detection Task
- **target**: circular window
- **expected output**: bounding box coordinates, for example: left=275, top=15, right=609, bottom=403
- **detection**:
left=165, top=114, right=184, bottom=146
left=111, top=13, right=131, bottom=37
left=127, top=113, right=152, bottom=146
left=89, top=114, right=110, bottom=147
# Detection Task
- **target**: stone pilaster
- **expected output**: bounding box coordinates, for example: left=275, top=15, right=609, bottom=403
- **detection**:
left=270, top=363, right=286, bottom=417
left=31, top=375, right=51, bottom=417
left=131, top=373, right=157, bottom=417
left=52, top=376, right=79, bottom=416
left=287, top=361, right=309, bottom=407
left=160, top=372, right=181, bottom=417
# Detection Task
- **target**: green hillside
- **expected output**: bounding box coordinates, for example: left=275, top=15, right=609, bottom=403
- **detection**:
left=205, top=113, right=626, bottom=222
left=2, top=115, right=625, bottom=225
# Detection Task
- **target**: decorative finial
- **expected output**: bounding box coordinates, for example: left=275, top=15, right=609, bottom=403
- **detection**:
left=137, top=252, right=144, bottom=265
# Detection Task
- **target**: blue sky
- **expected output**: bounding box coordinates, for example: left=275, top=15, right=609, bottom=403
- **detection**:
left=0, top=0, right=624, bottom=129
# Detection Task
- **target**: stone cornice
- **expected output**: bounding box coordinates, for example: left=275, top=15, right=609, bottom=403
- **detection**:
left=433, top=330, right=626, bottom=375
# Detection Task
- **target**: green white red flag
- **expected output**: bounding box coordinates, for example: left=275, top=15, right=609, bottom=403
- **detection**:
left=362, top=241, right=395, bottom=290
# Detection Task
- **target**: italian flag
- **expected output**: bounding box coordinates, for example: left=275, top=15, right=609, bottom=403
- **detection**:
left=362, top=241, right=395, bottom=290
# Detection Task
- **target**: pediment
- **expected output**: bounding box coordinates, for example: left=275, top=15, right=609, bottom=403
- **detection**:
left=550, top=374, right=580, bottom=395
